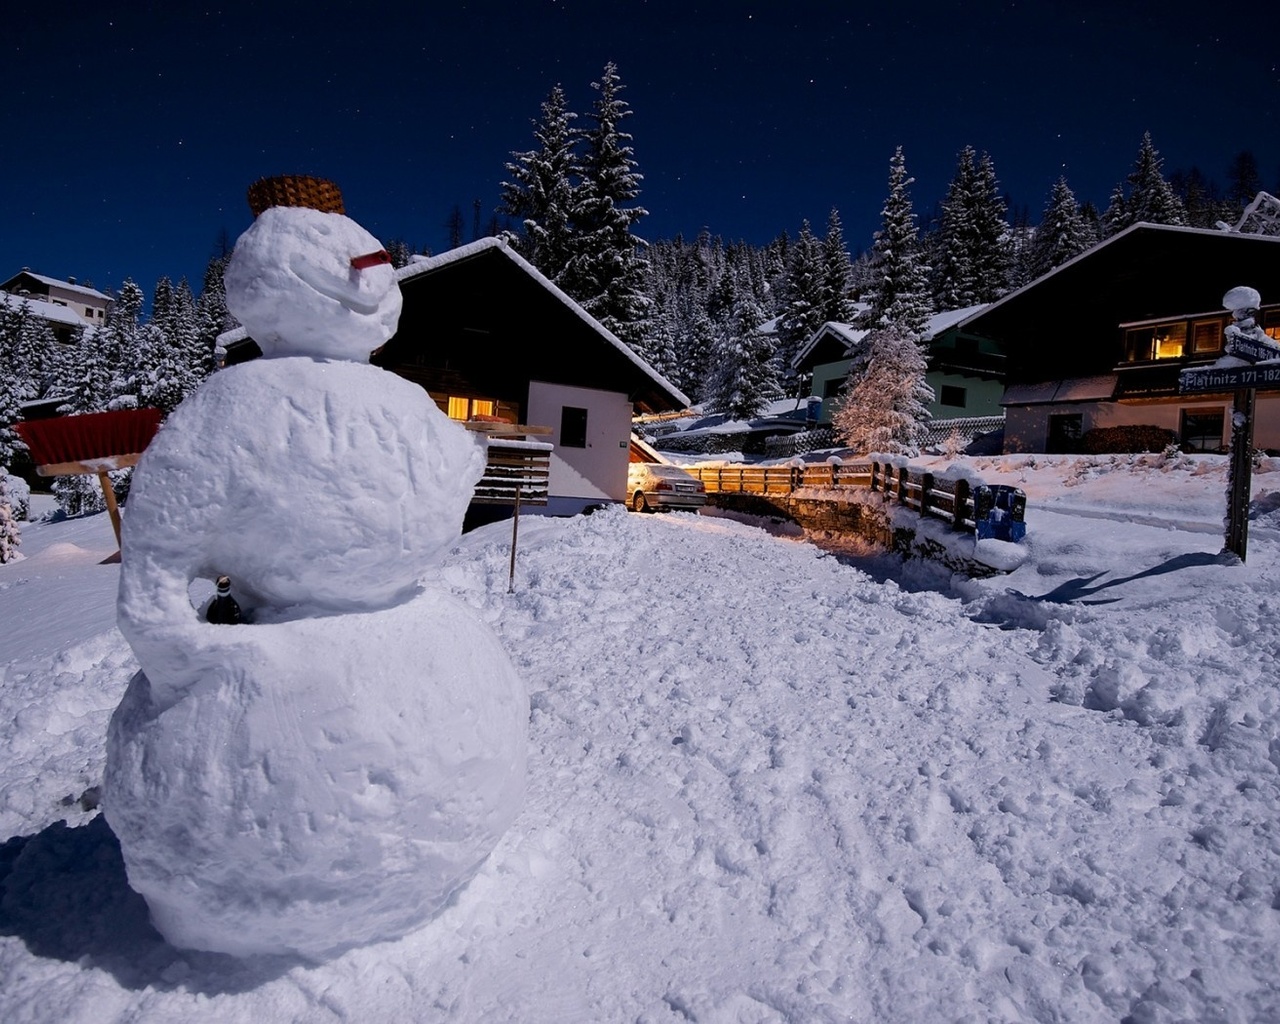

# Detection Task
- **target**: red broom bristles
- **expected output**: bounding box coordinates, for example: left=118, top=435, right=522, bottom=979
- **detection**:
left=13, top=408, right=162, bottom=468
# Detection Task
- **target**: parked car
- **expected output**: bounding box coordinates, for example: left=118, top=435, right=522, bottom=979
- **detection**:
left=626, top=462, right=706, bottom=513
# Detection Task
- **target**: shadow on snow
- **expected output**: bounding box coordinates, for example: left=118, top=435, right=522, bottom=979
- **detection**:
left=0, top=815, right=299, bottom=995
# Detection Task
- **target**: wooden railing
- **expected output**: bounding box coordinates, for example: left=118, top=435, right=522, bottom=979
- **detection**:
left=464, top=424, right=553, bottom=507
left=686, top=459, right=993, bottom=535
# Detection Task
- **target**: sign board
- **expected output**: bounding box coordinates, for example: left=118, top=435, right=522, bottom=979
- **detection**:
left=1227, top=334, right=1280, bottom=365
left=1180, top=361, right=1280, bottom=395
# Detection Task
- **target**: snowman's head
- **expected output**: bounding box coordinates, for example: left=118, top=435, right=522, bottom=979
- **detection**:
left=225, top=205, right=402, bottom=361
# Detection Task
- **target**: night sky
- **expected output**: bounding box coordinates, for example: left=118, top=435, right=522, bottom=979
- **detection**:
left=4, top=1, right=1277, bottom=303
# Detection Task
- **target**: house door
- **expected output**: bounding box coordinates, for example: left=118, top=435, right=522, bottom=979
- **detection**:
left=527, top=381, right=632, bottom=511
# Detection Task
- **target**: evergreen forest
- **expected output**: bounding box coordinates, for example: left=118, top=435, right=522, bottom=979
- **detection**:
left=4, top=63, right=1278, bottom=503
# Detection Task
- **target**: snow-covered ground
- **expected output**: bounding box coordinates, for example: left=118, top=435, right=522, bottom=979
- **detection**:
left=3, top=453, right=1280, bottom=1022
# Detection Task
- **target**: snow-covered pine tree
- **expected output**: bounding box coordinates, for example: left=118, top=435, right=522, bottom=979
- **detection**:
left=776, top=220, right=824, bottom=369
left=197, top=248, right=236, bottom=370
left=680, top=305, right=718, bottom=404
left=1101, top=182, right=1129, bottom=238
left=1126, top=132, right=1188, bottom=227
left=566, top=63, right=651, bottom=353
left=706, top=261, right=739, bottom=325
left=1, top=295, right=69, bottom=432
left=933, top=145, right=979, bottom=309
left=500, top=84, right=581, bottom=284
left=1105, top=133, right=1187, bottom=236
left=703, top=287, right=780, bottom=420
left=643, top=288, right=682, bottom=385
left=133, top=277, right=201, bottom=414
left=172, top=278, right=214, bottom=394
left=819, top=208, right=853, bottom=325
left=1028, top=176, right=1093, bottom=280
left=51, top=312, right=117, bottom=517
left=1005, top=202, right=1037, bottom=291
left=971, top=152, right=1012, bottom=301
left=383, top=239, right=415, bottom=269
left=0, top=301, right=36, bottom=470
left=58, top=322, right=112, bottom=416
left=93, top=279, right=146, bottom=409
left=934, top=148, right=1012, bottom=307
left=831, top=325, right=934, bottom=456
left=865, top=147, right=932, bottom=337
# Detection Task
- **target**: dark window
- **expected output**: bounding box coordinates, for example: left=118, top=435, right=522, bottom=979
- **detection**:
left=939, top=385, right=967, bottom=408
left=1125, top=327, right=1155, bottom=362
left=822, top=376, right=845, bottom=399
left=560, top=406, right=588, bottom=448
left=1181, top=408, right=1224, bottom=452
left=1047, top=413, right=1083, bottom=453
left=1191, top=318, right=1224, bottom=354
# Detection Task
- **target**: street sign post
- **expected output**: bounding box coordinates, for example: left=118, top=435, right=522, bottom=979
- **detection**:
left=1179, top=287, right=1280, bottom=562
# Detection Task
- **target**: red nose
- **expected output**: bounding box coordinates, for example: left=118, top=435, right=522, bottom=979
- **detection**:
left=350, top=249, right=392, bottom=270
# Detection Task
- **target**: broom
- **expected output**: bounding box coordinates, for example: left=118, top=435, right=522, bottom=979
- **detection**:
left=13, top=408, right=163, bottom=551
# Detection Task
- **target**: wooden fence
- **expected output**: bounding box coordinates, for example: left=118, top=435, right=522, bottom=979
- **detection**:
left=466, top=429, right=553, bottom=507
left=686, top=460, right=988, bottom=535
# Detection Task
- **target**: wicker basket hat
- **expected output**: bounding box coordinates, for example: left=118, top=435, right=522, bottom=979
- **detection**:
left=246, top=175, right=345, bottom=217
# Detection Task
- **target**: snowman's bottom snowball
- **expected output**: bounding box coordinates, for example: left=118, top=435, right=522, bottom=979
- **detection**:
left=103, top=589, right=528, bottom=960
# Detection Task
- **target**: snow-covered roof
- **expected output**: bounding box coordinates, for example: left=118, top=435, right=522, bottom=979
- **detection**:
left=925, top=303, right=988, bottom=337
left=953, top=222, right=1280, bottom=335
left=0, top=290, right=92, bottom=329
left=628, top=433, right=672, bottom=464
left=792, top=305, right=984, bottom=371
left=397, top=237, right=690, bottom=408
left=216, top=324, right=249, bottom=347
left=2, top=271, right=110, bottom=302
left=791, top=321, right=869, bottom=369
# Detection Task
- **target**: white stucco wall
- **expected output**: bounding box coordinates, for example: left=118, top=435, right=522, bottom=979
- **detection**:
left=1004, top=395, right=1280, bottom=453
left=527, top=380, right=632, bottom=507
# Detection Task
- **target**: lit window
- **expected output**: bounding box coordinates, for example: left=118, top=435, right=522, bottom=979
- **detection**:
left=1264, top=310, right=1280, bottom=342
left=445, top=396, right=501, bottom=421
left=1126, top=322, right=1188, bottom=361
left=1154, top=323, right=1186, bottom=359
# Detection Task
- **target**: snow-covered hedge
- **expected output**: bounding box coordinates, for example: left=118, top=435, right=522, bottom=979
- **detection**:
left=1081, top=424, right=1179, bottom=454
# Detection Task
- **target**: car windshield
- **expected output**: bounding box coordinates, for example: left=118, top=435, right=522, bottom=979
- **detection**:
left=647, top=465, right=693, bottom=478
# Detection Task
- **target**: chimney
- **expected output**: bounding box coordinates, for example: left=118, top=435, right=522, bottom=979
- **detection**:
left=68, top=276, right=76, bottom=285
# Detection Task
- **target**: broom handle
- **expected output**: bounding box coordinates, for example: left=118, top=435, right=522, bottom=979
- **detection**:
left=97, top=470, right=123, bottom=550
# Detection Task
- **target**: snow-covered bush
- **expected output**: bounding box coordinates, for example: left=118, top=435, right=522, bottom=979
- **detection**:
left=2, top=471, right=29, bottom=521
left=1081, top=424, right=1178, bottom=454
left=0, top=471, right=20, bottom=563
left=939, top=426, right=966, bottom=460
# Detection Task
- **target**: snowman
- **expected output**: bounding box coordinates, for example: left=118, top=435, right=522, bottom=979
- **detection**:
left=104, top=177, right=529, bottom=960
